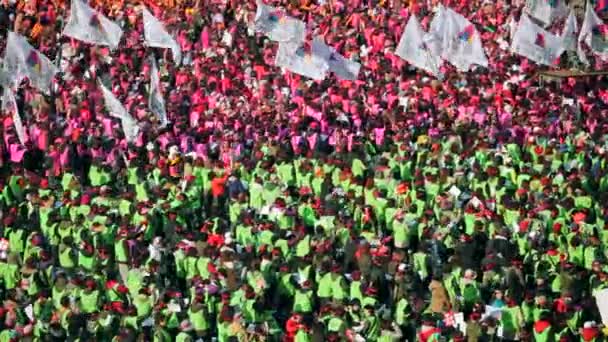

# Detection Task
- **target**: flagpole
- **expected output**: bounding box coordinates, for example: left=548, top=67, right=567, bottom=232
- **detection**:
left=55, top=17, right=66, bottom=70
left=422, top=43, right=443, bottom=81
left=418, top=29, right=443, bottom=80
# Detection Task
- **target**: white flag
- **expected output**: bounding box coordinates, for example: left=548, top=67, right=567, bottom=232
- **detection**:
left=99, top=82, right=139, bottom=142
left=2, top=88, right=26, bottom=145
left=596, top=288, right=608, bottom=325
left=254, top=1, right=305, bottom=44
left=63, top=0, right=123, bottom=49
left=561, top=10, right=579, bottom=52
left=578, top=2, right=608, bottom=65
left=142, top=7, right=181, bottom=65
left=148, top=57, right=168, bottom=127
left=429, top=5, right=455, bottom=56
left=0, top=68, right=9, bottom=87
left=524, top=0, right=568, bottom=27
left=2, top=32, right=58, bottom=94
left=511, top=15, right=565, bottom=66
left=395, top=15, right=442, bottom=78
left=311, top=37, right=360, bottom=81
left=275, top=43, right=328, bottom=80
left=441, top=7, right=488, bottom=71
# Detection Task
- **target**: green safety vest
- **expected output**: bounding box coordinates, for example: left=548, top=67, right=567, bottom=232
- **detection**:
left=80, top=290, right=99, bottom=314
left=533, top=325, right=552, bottom=342
left=175, top=332, right=192, bottom=342
left=350, top=280, right=363, bottom=302
left=295, top=330, right=312, bottom=342
left=293, top=290, right=313, bottom=313
left=317, top=273, right=333, bottom=299
left=133, top=294, right=152, bottom=318
left=395, top=298, right=410, bottom=326
left=115, top=239, right=128, bottom=263
left=2, top=264, right=18, bottom=290
left=78, top=251, right=96, bottom=271
left=584, top=246, right=598, bottom=270
left=500, top=306, right=522, bottom=335
left=153, top=328, right=172, bottom=342
left=331, top=275, right=346, bottom=301
left=188, top=306, right=208, bottom=332
left=327, top=317, right=344, bottom=333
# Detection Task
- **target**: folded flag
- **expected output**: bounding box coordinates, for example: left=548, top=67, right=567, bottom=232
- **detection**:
left=511, top=14, right=565, bottom=66
left=578, top=1, right=608, bottom=65
left=148, top=56, right=168, bottom=128
left=142, top=7, right=181, bottom=65
left=63, top=0, right=123, bottom=49
left=254, top=0, right=306, bottom=45
left=311, top=37, right=360, bottom=81
left=524, top=0, right=568, bottom=27
left=2, top=31, right=58, bottom=94
left=275, top=43, right=328, bottom=80
left=99, top=82, right=140, bottom=143
left=396, top=15, right=442, bottom=78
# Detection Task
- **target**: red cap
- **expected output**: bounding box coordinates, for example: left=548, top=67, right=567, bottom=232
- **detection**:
left=116, top=285, right=128, bottom=294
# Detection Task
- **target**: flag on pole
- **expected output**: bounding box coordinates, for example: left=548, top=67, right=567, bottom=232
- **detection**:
left=254, top=1, right=306, bottom=45
left=275, top=43, right=328, bottom=80
left=524, top=0, right=568, bottom=27
left=2, top=88, right=26, bottom=145
left=433, top=7, right=488, bottom=71
left=63, top=0, right=123, bottom=49
left=99, top=82, right=140, bottom=142
left=395, top=15, right=443, bottom=78
left=561, top=10, right=579, bottom=52
left=429, top=5, right=455, bottom=57
left=142, top=7, right=181, bottom=65
left=2, top=32, right=58, bottom=94
left=148, top=57, right=168, bottom=128
left=511, top=14, right=565, bottom=66
left=311, top=37, right=360, bottom=81
left=579, top=1, right=608, bottom=65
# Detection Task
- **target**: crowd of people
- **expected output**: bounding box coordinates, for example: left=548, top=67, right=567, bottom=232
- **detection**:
left=0, top=0, right=608, bottom=340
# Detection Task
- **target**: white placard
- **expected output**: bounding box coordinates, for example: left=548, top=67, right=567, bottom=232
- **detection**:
left=595, top=289, right=608, bottom=325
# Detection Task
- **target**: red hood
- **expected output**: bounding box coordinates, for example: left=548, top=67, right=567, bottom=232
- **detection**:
left=582, top=327, right=598, bottom=342
left=419, top=327, right=440, bottom=342
left=534, top=320, right=551, bottom=333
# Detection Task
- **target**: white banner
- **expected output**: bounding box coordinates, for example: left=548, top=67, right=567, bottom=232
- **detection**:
left=63, top=0, right=123, bottom=49
left=429, top=6, right=488, bottom=71
left=254, top=1, right=305, bottom=44
left=561, top=10, right=579, bottom=52
left=444, top=8, right=488, bottom=71
left=396, top=15, right=442, bottom=77
left=2, top=32, right=58, bottom=94
left=311, top=37, right=360, bottom=81
left=595, top=288, right=608, bottom=325
left=148, top=57, right=168, bottom=127
left=275, top=43, right=328, bottom=80
left=524, top=0, right=568, bottom=27
left=142, top=7, right=181, bottom=65
left=99, top=82, right=139, bottom=142
left=511, top=14, right=565, bottom=66
left=578, top=1, right=608, bottom=65
left=2, top=88, right=26, bottom=145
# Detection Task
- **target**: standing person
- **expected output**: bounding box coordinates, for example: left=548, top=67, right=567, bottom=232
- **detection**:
left=429, top=275, right=450, bottom=315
